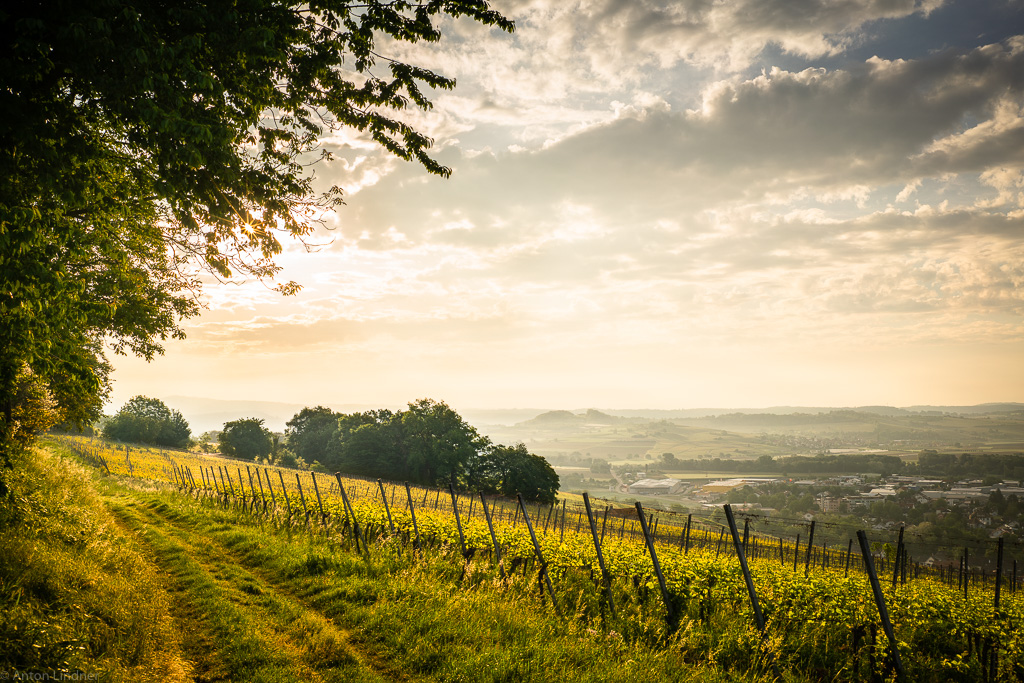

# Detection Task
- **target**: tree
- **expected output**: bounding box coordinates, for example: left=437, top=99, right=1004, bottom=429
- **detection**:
left=4, top=366, right=60, bottom=460
left=285, top=406, right=338, bottom=466
left=219, top=418, right=273, bottom=461
left=0, top=1, right=514, bottom=464
left=401, top=399, right=485, bottom=486
left=102, top=395, right=191, bottom=448
left=483, top=443, right=559, bottom=504
left=324, top=400, right=558, bottom=500
left=337, top=418, right=407, bottom=478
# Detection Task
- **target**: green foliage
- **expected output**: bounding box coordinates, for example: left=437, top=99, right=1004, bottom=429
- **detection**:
left=284, top=405, right=338, bottom=465
left=0, top=443, right=187, bottom=679
left=401, top=398, right=485, bottom=486
left=333, top=409, right=406, bottom=476
left=918, top=451, right=1024, bottom=481
left=0, top=0, right=513, bottom=461
left=479, top=442, right=559, bottom=504
left=285, top=399, right=561, bottom=501
left=219, top=418, right=274, bottom=461
left=102, top=395, right=191, bottom=448
left=3, top=366, right=60, bottom=466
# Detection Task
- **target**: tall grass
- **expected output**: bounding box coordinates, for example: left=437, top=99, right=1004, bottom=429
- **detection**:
left=0, top=441, right=189, bottom=681
left=124, top=490, right=782, bottom=682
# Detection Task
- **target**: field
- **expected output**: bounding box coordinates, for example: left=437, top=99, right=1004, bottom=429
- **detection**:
left=3, top=435, right=1023, bottom=681
left=481, top=410, right=1024, bottom=463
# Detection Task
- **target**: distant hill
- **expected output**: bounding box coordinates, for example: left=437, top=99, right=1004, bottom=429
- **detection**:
left=577, top=404, right=1024, bottom=420
left=117, top=396, right=1024, bottom=436
left=901, top=403, right=1024, bottom=415
left=518, top=409, right=625, bottom=428
left=154, top=396, right=549, bottom=433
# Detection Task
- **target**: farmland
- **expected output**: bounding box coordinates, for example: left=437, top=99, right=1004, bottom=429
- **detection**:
left=3, top=434, right=1022, bottom=681
left=483, top=408, right=1024, bottom=464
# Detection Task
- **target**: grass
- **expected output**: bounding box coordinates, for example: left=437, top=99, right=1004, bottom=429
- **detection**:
left=0, top=441, right=785, bottom=682
left=108, top=490, right=779, bottom=682
left=0, top=441, right=189, bottom=681
left=18, top=439, right=1005, bottom=681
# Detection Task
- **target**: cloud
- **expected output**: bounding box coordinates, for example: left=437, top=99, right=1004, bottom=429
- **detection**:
left=330, top=36, right=1024, bottom=250
left=499, top=0, right=947, bottom=77
left=122, top=6, right=1024, bottom=410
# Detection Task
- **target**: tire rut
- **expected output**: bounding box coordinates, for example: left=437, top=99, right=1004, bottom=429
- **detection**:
left=107, top=492, right=408, bottom=683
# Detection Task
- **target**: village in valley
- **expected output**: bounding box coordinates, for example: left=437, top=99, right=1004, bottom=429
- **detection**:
left=485, top=406, right=1024, bottom=566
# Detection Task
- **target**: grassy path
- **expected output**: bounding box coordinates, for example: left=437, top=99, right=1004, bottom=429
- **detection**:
left=97, top=487, right=741, bottom=683
left=105, top=491, right=399, bottom=683
left=2, top=441, right=825, bottom=682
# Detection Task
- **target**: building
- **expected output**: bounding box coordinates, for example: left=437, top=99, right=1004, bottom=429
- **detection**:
left=628, top=478, right=684, bottom=495
left=700, top=477, right=778, bottom=493
left=920, top=488, right=988, bottom=504
left=817, top=494, right=841, bottom=513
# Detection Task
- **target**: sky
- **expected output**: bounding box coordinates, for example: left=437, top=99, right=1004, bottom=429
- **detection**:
left=111, top=0, right=1024, bottom=413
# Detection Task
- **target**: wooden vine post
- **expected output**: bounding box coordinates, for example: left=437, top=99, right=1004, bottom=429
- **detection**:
left=724, top=504, right=780, bottom=678
left=723, top=504, right=767, bottom=634
left=517, top=493, right=561, bottom=617
left=277, top=471, right=292, bottom=521
left=964, top=547, right=970, bottom=598
left=252, top=466, right=268, bottom=512
left=311, top=472, right=328, bottom=527
left=892, top=525, right=905, bottom=589
left=992, top=536, right=1004, bottom=677
left=480, top=493, right=505, bottom=579
left=263, top=469, right=278, bottom=513
left=215, top=466, right=226, bottom=497
left=856, top=530, right=906, bottom=681
left=804, top=520, right=815, bottom=577
left=406, top=482, right=422, bottom=551
left=245, top=466, right=260, bottom=512
left=236, top=467, right=247, bottom=509
left=224, top=467, right=237, bottom=498
left=335, top=474, right=366, bottom=555
left=448, top=483, right=468, bottom=557
left=635, top=502, right=676, bottom=631
left=378, top=479, right=396, bottom=534
left=294, top=473, right=311, bottom=526
left=583, top=493, right=615, bottom=618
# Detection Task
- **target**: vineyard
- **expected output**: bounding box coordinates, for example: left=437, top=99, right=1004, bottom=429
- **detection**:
left=57, top=434, right=1024, bottom=681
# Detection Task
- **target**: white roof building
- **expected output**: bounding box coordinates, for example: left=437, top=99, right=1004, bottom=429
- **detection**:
left=628, top=478, right=684, bottom=495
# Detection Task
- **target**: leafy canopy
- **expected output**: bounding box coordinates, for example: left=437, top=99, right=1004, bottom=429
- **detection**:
left=219, top=417, right=274, bottom=461
left=0, top=0, right=513, bottom=462
left=286, top=399, right=559, bottom=502
left=102, top=395, right=191, bottom=448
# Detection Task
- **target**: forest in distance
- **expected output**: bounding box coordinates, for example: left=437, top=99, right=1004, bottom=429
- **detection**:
left=96, top=395, right=1024, bottom=487
left=101, top=396, right=561, bottom=503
